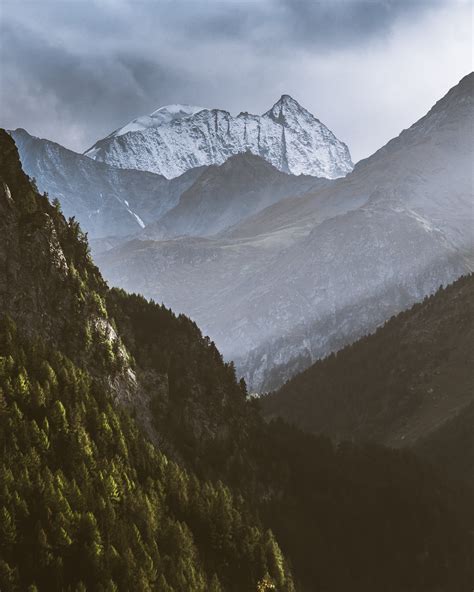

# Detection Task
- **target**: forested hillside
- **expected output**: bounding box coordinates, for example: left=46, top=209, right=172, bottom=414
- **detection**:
left=1, top=129, right=473, bottom=591
left=0, top=129, right=294, bottom=592
left=263, top=275, right=474, bottom=451
left=415, top=399, right=474, bottom=487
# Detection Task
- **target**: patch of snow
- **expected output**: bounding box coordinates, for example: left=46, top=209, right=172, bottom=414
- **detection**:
left=128, top=209, right=145, bottom=229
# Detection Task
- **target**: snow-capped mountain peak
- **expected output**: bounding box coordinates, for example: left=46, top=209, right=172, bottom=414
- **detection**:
left=85, top=97, right=353, bottom=179
left=150, top=103, right=205, bottom=119
left=111, top=104, right=206, bottom=138
left=265, top=94, right=310, bottom=120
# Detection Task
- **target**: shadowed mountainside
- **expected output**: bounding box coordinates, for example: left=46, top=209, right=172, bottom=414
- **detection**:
left=262, top=275, right=474, bottom=482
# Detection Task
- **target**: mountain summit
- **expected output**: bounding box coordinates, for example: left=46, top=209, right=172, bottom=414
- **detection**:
left=84, top=96, right=353, bottom=179
left=110, top=104, right=206, bottom=137
left=265, top=94, right=314, bottom=122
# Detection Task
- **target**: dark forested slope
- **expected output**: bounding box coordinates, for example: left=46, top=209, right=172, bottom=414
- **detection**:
left=1, top=129, right=473, bottom=592
left=415, top=399, right=474, bottom=487
left=263, top=275, right=474, bottom=450
left=0, top=129, right=294, bottom=592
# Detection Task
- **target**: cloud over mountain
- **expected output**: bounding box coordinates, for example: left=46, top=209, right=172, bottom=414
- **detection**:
left=0, top=0, right=471, bottom=161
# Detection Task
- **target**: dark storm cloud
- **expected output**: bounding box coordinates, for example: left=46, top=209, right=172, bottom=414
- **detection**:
left=0, top=13, right=199, bottom=148
left=157, top=0, right=444, bottom=49
left=0, top=0, right=469, bottom=159
left=273, top=0, right=444, bottom=48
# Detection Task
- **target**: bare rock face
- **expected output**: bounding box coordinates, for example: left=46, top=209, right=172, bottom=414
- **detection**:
left=84, top=96, right=353, bottom=179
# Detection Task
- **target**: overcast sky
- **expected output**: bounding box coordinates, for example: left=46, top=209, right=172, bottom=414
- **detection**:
left=0, top=0, right=472, bottom=162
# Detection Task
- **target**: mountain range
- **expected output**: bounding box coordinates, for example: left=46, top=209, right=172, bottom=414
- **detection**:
left=11, top=128, right=329, bottom=249
left=95, top=73, right=474, bottom=390
left=7, top=75, right=474, bottom=394
left=3, top=128, right=473, bottom=590
left=84, top=96, right=353, bottom=179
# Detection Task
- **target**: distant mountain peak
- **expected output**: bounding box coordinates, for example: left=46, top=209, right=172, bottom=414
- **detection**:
left=150, top=103, right=206, bottom=118
left=273, top=94, right=302, bottom=109
left=85, top=96, right=353, bottom=179
left=265, top=94, right=311, bottom=121
left=109, top=103, right=206, bottom=138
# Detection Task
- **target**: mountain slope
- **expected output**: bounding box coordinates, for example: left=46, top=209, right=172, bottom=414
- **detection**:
left=10, top=128, right=203, bottom=239
left=97, top=74, right=474, bottom=390
left=141, top=152, right=325, bottom=240
left=85, top=95, right=353, bottom=179
left=227, top=72, right=474, bottom=249
left=415, top=399, right=474, bottom=487
left=0, top=128, right=296, bottom=592
left=262, top=275, right=474, bottom=452
left=2, top=129, right=474, bottom=591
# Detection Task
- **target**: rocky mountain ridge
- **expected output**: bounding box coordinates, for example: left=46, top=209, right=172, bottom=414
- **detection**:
left=140, top=152, right=326, bottom=241
left=85, top=95, right=353, bottom=179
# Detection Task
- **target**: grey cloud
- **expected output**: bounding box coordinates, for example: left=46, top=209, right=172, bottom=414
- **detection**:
left=0, top=0, right=469, bottom=160
left=0, top=21, right=198, bottom=149
left=152, top=0, right=444, bottom=49
left=274, top=0, right=444, bottom=48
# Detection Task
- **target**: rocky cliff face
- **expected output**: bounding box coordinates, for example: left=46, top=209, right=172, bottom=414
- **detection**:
left=84, top=95, right=353, bottom=179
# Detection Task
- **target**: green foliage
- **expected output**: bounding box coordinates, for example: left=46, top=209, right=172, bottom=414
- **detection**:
left=106, top=288, right=474, bottom=592
left=0, top=316, right=291, bottom=591
left=106, top=289, right=257, bottom=484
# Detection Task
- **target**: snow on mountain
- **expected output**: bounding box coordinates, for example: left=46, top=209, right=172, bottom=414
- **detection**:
left=108, top=104, right=206, bottom=139
left=95, top=74, right=474, bottom=391
left=84, top=96, right=353, bottom=179
left=9, top=128, right=327, bottom=249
